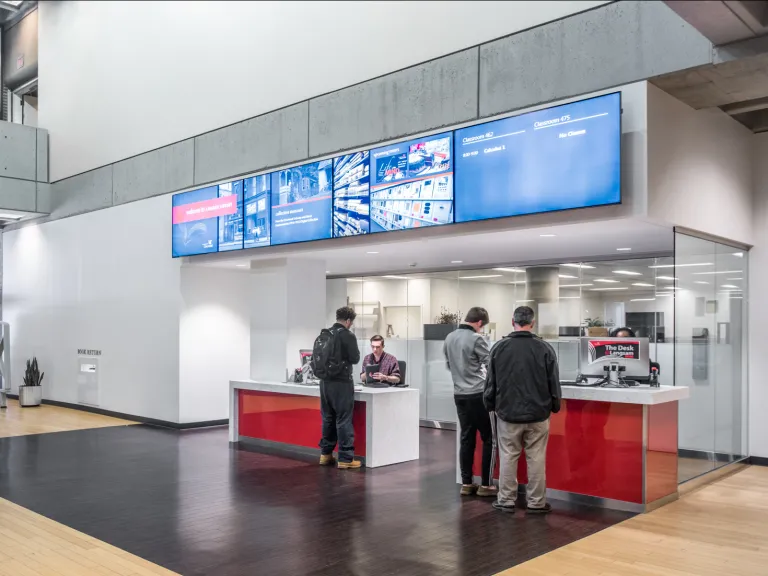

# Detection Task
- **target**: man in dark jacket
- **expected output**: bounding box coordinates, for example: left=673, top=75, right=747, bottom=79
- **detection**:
left=484, top=306, right=561, bottom=514
left=319, top=306, right=362, bottom=470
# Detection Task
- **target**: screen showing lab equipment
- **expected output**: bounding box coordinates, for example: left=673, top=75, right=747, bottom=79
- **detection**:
left=270, top=160, right=333, bottom=245
left=369, top=132, right=454, bottom=233
left=333, top=151, right=370, bottom=237
left=172, top=181, right=243, bottom=257
left=243, top=175, right=271, bottom=249
left=579, top=337, right=649, bottom=379
left=454, top=92, right=621, bottom=223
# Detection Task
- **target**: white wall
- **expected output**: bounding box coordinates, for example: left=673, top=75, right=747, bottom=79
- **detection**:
left=39, top=0, right=608, bottom=180
left=750, top=133, right=768, bottom=457
left=2, top=196, right=182, bottom=422
left=179, top=267, right=251, bottom=423
left=647, top=83, right=754, bottom=245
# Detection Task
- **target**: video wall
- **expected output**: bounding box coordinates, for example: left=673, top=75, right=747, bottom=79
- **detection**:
left=172, top=92, right=621, bottom=257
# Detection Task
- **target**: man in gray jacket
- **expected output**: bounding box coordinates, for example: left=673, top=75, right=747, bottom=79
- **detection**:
left=443, top=307, right=496, bottom=497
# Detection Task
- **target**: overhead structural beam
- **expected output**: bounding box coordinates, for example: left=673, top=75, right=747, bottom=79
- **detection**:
left=665, top=0, right=768, bottom=45
left=722, top=95, right=768, bottom=115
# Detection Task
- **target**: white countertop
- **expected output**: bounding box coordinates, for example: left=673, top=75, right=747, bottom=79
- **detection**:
left=561, top=384, right=689, bottom=405
left=230, top=379, right=419, bottom=400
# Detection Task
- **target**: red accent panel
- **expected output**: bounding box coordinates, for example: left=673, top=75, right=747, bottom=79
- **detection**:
left=472, top=432, right=528, bottom=484
left=645, top=401, right=678, bottom=503
left=238, top=390, right=366, bottom=457
left=172, top=195, right=237, bottom=224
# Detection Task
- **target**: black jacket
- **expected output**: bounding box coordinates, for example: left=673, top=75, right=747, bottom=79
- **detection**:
left=329, top=323, right=361, bottom=383
left=483, top=331, right=561, bottom=424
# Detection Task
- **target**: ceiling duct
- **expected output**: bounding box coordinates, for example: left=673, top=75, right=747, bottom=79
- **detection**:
left=2, top=6, right=37, bottom=92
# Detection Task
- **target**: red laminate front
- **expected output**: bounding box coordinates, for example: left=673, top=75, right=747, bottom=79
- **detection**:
left=473, top=399, right=645, bottom=503
left=238, top=390, right=366, bottom=457
left=645, top=401, right=678, bottom=503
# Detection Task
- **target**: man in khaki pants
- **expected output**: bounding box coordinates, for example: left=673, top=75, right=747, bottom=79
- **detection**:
left=484, top=306, right=561, bottom=514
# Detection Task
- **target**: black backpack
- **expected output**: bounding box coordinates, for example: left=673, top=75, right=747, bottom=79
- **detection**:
left=311, top=327, right=344, bottom=380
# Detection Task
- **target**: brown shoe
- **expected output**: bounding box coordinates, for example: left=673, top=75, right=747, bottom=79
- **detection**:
left=337, top=460, right=363, bottom=470
left=476, top=485, right=498, bottom=498
left=460, top=484, right=478, bottom=496
left=319, top=454, right=336, bottom=466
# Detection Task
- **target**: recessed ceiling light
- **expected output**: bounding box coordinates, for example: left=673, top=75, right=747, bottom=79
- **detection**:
left=560, top=283, right=594, bottom=288
left=590, top=287, right=629, bottom=291
left=632, top=283, right=654, bottom=287
left=0, top=213, right=22, bottom=220
left=663, top=286, right=682, bottom=290
left=451, top=260, right=463, bottom=264
left=382, top=275, right=408, bottom=280
left=631, top=298, right=656, bottom=302
left=656, top=276, right=677, bottom=281
left=235, top=264, right=247, bottom=267
left=508, top=281, right=526, bottom=285
left=726, top=278, right=743, bottom=281
left=346, top=278, right=363, bottom=282
left=649, top=263, right=712, bottom=269
left=657, top=293, right=674, bottom=297
left=366, top=251, right=379, bottom=254
left=691, top=270, right=742, bottom=275
left=559, top=296, right=581, bottom=299
left=721, top=284, right=739, bottom=289
left=613, top=271, right=642, bottom=276
left=515, top=300, right=534, bottom=303
left=558, top=274, right=577, bottom=279
left=326, top=271, right=331, bottom=274
left=493, top=267, right=525, bottom=273
left=733, top=252, right=744, bottom=258
left=561, top=263, right=595, bottom=269
left=595, top=279, right=620, bottom=283
left=616, top=248, right=632, bottom=251
left=539, top=234, right=557, bottom=238
left=460, top=274, right=503, bottom=280
left=693, top=281, right=709, bottom=285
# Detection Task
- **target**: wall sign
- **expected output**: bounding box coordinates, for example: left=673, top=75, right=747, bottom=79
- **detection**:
left=77, top=348, right=102, bottom=356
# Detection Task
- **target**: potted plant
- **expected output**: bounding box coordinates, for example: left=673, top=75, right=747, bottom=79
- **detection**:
left=584, top=317, right=609, bottom=337
left=19, top=357, right=43, bottom=407
left=424, top=307, right=461, bottom=341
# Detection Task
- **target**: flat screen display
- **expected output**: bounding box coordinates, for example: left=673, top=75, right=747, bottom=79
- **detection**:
left=333, top=151, right=370, bottom=237
left=369, top=132, right=454, bottom=233
left=270, top=160, right=333, bottom=245
left=454, top=92, right=621, bottom=223
left=172, top=181, right=243, bottom=257
left=243, top=175, right=271, bottom=249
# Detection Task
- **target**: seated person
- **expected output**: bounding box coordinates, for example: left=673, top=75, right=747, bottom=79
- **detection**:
left=610, top=327, right=661, bottom=375
left=360, top=335, right=401, bottom=385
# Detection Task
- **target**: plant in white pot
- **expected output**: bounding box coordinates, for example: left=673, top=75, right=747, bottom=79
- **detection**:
left=19, top=357, right=43, bottom=407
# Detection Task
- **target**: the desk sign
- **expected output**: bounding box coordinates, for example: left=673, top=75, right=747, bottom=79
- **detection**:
left=77, top=349, right=102, bottom=356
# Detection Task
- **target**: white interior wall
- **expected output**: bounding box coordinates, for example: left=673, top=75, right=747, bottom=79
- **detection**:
left=647, top=83, right=754, bottom=245
left=39, top=0, right=607, bottom=181
left=2, top=196, right=182, bottom=422
left=179, top=267, right=251, bottom=423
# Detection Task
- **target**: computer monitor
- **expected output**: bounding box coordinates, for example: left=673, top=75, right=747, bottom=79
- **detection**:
left=579, top=337, right=650, bottom=379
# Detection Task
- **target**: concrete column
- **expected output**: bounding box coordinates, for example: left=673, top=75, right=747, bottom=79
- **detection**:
left=250, top=258, right=326, bottom=382
left=525, top=267, right=560, bottom=339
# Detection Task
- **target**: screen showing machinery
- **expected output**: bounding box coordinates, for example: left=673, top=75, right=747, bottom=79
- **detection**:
left=368, top=132, right=454, bottom=232
left=243, top=175, right=271, bottom=249
left=172, top=180, right=243, bottom=257
left=333, top=151, right=370, bottom=237
left=453, top=92, right=621, bottom=223
left=579, top=336, right=650, bottom=379
left=270, top=160, right=333, bottom=245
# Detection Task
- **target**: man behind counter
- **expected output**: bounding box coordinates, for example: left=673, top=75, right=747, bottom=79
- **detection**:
left=360, top=335, right=401, bottom=385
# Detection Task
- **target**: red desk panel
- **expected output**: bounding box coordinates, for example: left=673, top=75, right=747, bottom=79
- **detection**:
left=238, top=390, right=366, bottom=457
left=646, top=401, right=678, bottom=503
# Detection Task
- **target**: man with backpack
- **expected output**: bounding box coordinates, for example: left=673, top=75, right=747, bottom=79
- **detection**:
left=312, top=306, right=362, bottom=470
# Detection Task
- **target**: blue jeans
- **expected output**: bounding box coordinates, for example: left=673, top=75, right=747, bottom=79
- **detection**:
left=319, top=380, right=355, bottom=462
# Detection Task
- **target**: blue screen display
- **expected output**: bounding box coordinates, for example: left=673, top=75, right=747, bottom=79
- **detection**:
left=270, top=160, right=333, bottom=245
left=172, top=181, right=243, bottom=257
left=243, top=175, right=271, bottom=249
left=454, top=92, right=621, bottom=223
left=333, top=151, right=370, bottom=237
left=369, top=132, right=454, bottom=233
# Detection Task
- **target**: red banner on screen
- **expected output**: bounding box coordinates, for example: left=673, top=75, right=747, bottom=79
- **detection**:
left=172, top=196, right=237, bottom=224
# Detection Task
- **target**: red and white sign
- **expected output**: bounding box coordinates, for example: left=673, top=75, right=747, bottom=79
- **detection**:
left=172, top=196, right=236, bottom=225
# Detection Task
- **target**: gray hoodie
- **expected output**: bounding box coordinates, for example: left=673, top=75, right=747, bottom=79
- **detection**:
left=443, top=324, right=491, bottom=396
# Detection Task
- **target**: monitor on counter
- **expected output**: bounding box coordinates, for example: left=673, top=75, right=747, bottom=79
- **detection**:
left=270, top=160, right=333, bottom=246
left=333, top=151, right=370, bottom=237
left=172, top=180, right=243, bottom=257
left=579, top=336, right=649, bottom=379
left=369, top=132, right=454, bottom=233
left=453, top=92, right=621, bottom=224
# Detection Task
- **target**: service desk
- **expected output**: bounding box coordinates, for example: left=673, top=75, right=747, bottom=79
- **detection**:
left=230, top=380, right=420, bottom=468
left=459, top=385, right=690, bottom=512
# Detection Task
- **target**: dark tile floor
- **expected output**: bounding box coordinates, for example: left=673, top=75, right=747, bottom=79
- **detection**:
left=0, top=425, right=632, bottom=576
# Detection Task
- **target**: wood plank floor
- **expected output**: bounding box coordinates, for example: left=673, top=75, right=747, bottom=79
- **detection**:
left=0, top=400, right=135, bottom=438
left=501, top=465, right=768, bottom=576
left=0, top=496, right=178, bottom=576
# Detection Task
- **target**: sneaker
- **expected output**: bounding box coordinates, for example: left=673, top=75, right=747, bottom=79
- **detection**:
left=492, top=501, right=516, bottom=513
left=476, top=485, right=498, bottom=498
left=460, top=484, right=478, bottom=496
left=319, top=454, right=336, bottom=466
left=526, top=503, right=552, bottom=515
left=337, top=460, right=363, bottom=470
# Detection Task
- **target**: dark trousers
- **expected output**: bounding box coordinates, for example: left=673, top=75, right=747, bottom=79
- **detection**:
left=455, top=394, right=494, bottom=486
left=319, top=380, right=355, bottom=462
